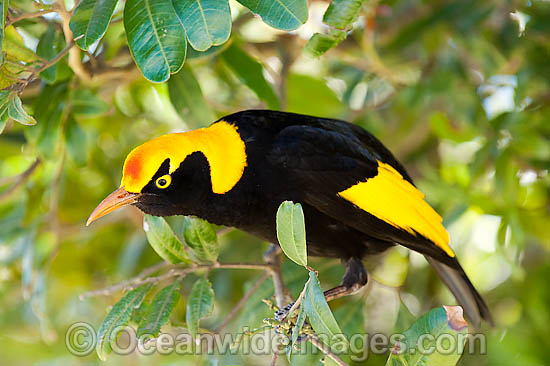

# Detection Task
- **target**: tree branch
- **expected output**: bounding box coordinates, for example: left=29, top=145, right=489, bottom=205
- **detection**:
left=307, top=334, right=349, bottom=366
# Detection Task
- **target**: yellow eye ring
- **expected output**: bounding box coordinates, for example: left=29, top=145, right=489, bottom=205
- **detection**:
left=155, top=175, right=171, bottom=189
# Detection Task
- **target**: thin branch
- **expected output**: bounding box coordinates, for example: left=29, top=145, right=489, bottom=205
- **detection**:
left=263, top=244, right=291, bottom=308
left=80, top=262, right=273, bottom=299
left=214, top=271, right=270, bottom=333
left=0, top=159, right=41, bottom=202
left=6, top=9, right=55, bottom=27
left=307, top=334, right=349, bottom=366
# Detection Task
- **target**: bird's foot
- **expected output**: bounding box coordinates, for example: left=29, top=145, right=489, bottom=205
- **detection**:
left=274, top=302, right=294, bottom=321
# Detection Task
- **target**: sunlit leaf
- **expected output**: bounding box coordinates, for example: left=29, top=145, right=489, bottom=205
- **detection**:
left=96, top=284, right=151, bottom=360
left=182, top=216, right=219, bottom=264
left=236, top=0, right=308, bottom=30
left=304, top=30, right=346, bottom=57
left=124, top=0, right=187, bottom=82
left=276, top=201, right=307, bottom=267
left=186, top=276, right=214, bottom=337
left=70, top=0, right=118, bottom=50
left=143, top=214, right=192, bottom=264
left=0, top=0, right=7, bottom=58
left=323, top=0, right=364, bottom=29
left=173, top=0, right=231, bottom=52
left=137, top=281, right=180, bottom=338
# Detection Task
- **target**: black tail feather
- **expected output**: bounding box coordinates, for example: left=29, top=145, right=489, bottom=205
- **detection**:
left=426, top=256, right=493, bottom=329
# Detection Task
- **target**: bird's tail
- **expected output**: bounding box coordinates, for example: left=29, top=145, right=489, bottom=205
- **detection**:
left=425, top=256, right=494, bottom=329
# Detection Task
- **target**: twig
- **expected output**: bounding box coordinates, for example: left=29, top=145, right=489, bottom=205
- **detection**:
left=80, top=262, right=273, bottom=299
left=307, top=334, right=349, bottom=366
left=263, top=244, right=291, bottom=308
left=56, top=0, right=92, bottom=81
left=6, top=9, right=55, bottom=27
left=214, top=271, right=270, bottom=333
left=0, top=159, right=41, bottom=202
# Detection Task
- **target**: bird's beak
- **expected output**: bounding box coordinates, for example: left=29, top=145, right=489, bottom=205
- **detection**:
left=86, top=186, right=140, bottom=226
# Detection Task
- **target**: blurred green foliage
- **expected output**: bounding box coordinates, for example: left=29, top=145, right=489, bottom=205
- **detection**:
left=1, top=0, right=549, bottom=365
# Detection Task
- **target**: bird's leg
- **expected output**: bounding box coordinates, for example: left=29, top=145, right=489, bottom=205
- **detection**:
left=274, top=257, right=367, bottom=321
left=323, top=257, right=368, bottom=302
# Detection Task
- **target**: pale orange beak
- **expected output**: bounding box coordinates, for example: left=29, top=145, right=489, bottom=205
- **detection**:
left=86, top=186, right=140, bottom=226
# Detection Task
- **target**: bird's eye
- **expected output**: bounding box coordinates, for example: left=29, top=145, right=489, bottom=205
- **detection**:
left=155, top=175, right=171, bottom=189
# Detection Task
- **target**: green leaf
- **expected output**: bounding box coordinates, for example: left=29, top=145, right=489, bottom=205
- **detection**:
left=221, top=42, right=279, bottom=109
left=70, top=0, right=118, bottom=50
left=276, top=201, right=307, bottom=267
left=124, top=0, right=187, bottom=82
left=304, top=30, right=347, bottom=57
left=71, top=89, right=110, bottom=116
left=182, top=216, right=219, bottom=264
left=386, top=306, right=468, bottom=366
left=25, top=82, right=69, bottom=159
left=173, top=0, right=231, bottom=52
left=168, top=65, right=215, bottom=127
left=303, top=272, right=345, bottom=346
left=287, top=73, right=343, bottom=117
left=137, top=281, right=180, bottom=338
left=65, top=116, right=88, bottom=166
left=0, top=90, right=11, bottom=129
left=186, top=276, right=214, bottom=337
left=323, top=0, right=364, bottom=29
left=36, top=23, right=65, bottom=84
left=8, top=94, right=37, bottom=126
left=0, top=0, right=7, bottom=56
left=236, top=0, right=308, bottom=30
left=143, top=214, right=192, bottom=264
left=96, top=284, right=151, bottom=360
left=291, top=299, right=306, bottom=347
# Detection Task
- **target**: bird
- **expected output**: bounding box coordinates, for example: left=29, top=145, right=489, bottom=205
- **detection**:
left=87, top=109, right=492, bottom=328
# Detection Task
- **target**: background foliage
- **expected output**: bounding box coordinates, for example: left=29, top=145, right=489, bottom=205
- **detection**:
left=0, top=0, right=549, bottom=365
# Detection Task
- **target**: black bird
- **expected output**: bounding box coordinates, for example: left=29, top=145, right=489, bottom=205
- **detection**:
left=87, top=110, right=492, bottom=328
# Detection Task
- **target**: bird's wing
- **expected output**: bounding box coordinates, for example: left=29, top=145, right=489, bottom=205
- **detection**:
left=267, top=124, right=455, bottom=265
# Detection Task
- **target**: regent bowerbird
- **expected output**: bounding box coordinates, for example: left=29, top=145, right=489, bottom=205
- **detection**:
left=87, top=109, right=492, bottom=328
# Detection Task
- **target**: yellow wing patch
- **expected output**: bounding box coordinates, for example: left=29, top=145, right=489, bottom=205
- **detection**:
left=121, top=121, right=247, bottom=194
left=338, top=162, right=454, bottom=257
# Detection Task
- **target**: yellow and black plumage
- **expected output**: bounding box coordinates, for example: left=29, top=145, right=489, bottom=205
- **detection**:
left=88, top=110, right=492, bottom=328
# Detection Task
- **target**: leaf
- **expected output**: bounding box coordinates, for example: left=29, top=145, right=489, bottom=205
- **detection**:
left=143, top=214, right=192, bottom=264
left=36, top=23, right=65, bottom=84
left=0, top=0, right=7, bottom=56
left=8, top=94, right=37, bottom=125
left=124, top=0, right=187, bottom=82
left=323, top=0, right=364, bottom=29
left=70, top=0, right=118, bottom=50
left=236, top=0, right=308, bottom=30
left=287, top=73, right=343, bottom=117
left=96, top=284, right=151, bottom=360
left=3, top=26, right=39, bottom=63
left=186, top=276, right=214, bottom=337
left=221, top=42, right=279, bottom=109
left=71, top=89, right=110, bottom=116
left=137, top=281, right=180, bottom=338
left=385, top=306, right=468, bottom=366
left=303, top=271, right=345, bottom=347
left=25, top=82, right=69, bottom=159
left=291, top=299, right=307, bottom=347
left=182, top=216, right=219, bottom=264
left=0, top=90, right=10, bottom=124
left=173, top=0, right=231, bottom=52
left=167, top=65, right=215, bottom=127
left=65, top=115, right=88, bottom=166
left=304, top=30, right=347, bottom=57
left=276, top=201, right=307, bottom=267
